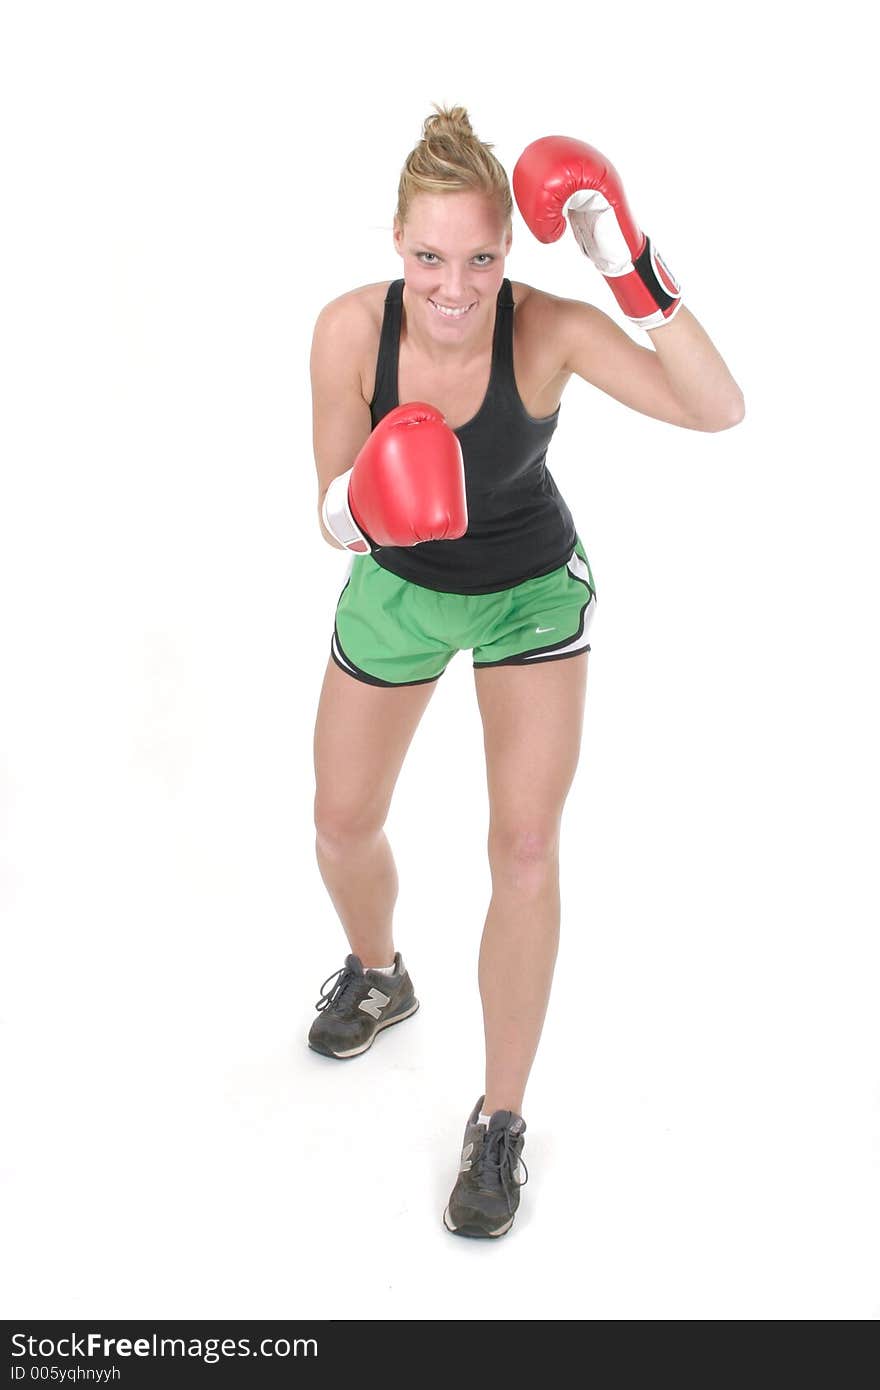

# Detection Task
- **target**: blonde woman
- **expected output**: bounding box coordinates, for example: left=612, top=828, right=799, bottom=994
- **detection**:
left=308, top=105, right=744, bottom=1238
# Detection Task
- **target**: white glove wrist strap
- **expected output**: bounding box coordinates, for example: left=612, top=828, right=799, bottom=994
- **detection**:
left=322, top=469, right=371, bottom=553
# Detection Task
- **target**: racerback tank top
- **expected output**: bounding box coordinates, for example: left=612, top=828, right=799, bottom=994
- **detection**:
left=368, top=278, right=577, bottom=594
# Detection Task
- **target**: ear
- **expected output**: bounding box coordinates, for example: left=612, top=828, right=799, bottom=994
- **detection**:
left=393, top=219, right=404, bottom=255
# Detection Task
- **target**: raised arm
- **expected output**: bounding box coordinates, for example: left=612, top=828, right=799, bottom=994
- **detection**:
left=514, top=133, right=745, bottom=432
left=557, top=297, right=744, bottom=432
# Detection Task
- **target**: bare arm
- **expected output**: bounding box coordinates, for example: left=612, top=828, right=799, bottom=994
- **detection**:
left=646, top=307, right=744, bottom=430
left=559, top=298, right=744, bottom=432
left=309, top=296, right=373, bottom=549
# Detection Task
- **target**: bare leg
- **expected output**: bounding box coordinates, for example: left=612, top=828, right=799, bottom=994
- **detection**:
left=313, top=658, right=438, bottom=966
left=473, top=655, right=588, bottom=1114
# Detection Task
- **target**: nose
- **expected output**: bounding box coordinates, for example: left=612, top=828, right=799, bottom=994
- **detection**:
left=439, top=268, right=469, bottom=301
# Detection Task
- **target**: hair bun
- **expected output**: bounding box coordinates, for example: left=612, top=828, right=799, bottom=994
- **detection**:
left=424, top=103, right=474, bottom=138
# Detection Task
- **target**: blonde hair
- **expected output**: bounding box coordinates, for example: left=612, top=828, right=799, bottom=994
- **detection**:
left=394, top=103, right=513, bottom=231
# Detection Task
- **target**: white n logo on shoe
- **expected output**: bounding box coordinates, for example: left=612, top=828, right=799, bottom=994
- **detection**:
left=459, top=1141, right=475, bottom=1173
left=358, top=987, right=391, bottom=1021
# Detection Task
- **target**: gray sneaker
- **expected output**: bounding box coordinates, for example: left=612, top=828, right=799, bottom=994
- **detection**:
left=443, top=1094, right=529, bottom=1238
left=307, top=952, right=419, bottom=1059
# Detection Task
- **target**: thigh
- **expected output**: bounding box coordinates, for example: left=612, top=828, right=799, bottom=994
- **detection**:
left=474, top=654, right=589, bottom=837
left=314, top=656, right=438, bottom=832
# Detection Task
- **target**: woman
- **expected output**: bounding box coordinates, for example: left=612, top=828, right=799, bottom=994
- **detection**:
left=308, top=105, right=744, bottom=1239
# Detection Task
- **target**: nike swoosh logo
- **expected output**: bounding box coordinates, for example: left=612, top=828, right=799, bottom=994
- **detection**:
left=535, top=626, right=555, bottom=634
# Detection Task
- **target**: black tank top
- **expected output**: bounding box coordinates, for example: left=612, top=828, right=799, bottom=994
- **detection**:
left=368, top=278, right=577, bottom=594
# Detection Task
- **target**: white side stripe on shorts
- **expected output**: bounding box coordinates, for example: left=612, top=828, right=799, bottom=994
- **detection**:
left=520, top=552, right=596, bottom=661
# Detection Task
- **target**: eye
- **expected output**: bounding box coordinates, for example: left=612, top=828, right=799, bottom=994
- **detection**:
left=415, top=251, right=495, bottom=266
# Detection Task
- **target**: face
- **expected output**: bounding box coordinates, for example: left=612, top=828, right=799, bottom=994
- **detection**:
left=393, top=191, right=512, bottom=342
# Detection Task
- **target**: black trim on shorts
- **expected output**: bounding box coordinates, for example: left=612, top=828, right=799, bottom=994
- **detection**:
left=473, top=643, right=590, bottom=670
left=330, top=628, right=446, bottom=689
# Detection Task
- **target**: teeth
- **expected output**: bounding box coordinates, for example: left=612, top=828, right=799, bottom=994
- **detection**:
left=431, top=299, right=474, bottom=317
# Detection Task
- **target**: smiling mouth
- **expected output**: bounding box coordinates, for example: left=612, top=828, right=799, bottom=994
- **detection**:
left=429, top=299, right=476, bottom=318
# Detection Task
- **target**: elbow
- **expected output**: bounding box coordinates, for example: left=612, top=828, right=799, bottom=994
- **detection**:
left=725, top=393, right=746, bottom=428
left=702, top=395, right=746, bottom=432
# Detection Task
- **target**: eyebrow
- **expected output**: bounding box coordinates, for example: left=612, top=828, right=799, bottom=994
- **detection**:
left=413, top=243, right=496, bottom=255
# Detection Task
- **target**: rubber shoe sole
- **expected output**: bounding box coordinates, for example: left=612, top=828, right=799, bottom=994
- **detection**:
left=442, top=1205, right=515, bottom=1238
left=307, top=998, right=419, bottom=1059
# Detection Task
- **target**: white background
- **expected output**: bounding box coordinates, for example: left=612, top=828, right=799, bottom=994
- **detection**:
left=2, top=0, right=877, bottom=1321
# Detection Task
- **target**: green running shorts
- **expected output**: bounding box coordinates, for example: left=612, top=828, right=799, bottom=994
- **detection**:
left=331, top=535, right=597, bottom=687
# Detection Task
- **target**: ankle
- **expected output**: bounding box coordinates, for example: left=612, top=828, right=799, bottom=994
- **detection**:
left=354, top=943, right=396, bottom=969
left=482, top=1095, right=524, bottom=1118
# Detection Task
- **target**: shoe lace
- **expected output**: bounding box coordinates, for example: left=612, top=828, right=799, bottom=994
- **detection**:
left=314, top=963, right=359, bottom=1013
left=479, top=1125, right=529, bottom=1212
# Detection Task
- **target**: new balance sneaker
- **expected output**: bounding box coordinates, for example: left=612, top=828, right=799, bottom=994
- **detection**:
left=443, top=1094, right=529, bottom=1238
left=307, top=952, right=419, bottom=1059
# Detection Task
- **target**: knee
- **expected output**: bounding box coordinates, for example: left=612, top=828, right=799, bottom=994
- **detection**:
left=488, top=821, right=560, bottom=883
left=314, top=794, right=385, bottom=855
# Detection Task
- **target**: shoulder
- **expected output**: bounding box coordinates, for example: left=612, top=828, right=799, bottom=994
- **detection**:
left=311, top=282, right=394, bottom=399
left=508, top=279, right=579, bottom=349
left=509, top=280, right=567, bottom=320
left=510, top=279, right=628, bottom=364
left=312, top=281, right=394, bottom=338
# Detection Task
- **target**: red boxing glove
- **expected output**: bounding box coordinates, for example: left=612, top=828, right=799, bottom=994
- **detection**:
left=322, top=402, right=468, bottom=554
left=513, top=135, right=682, bottom=330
